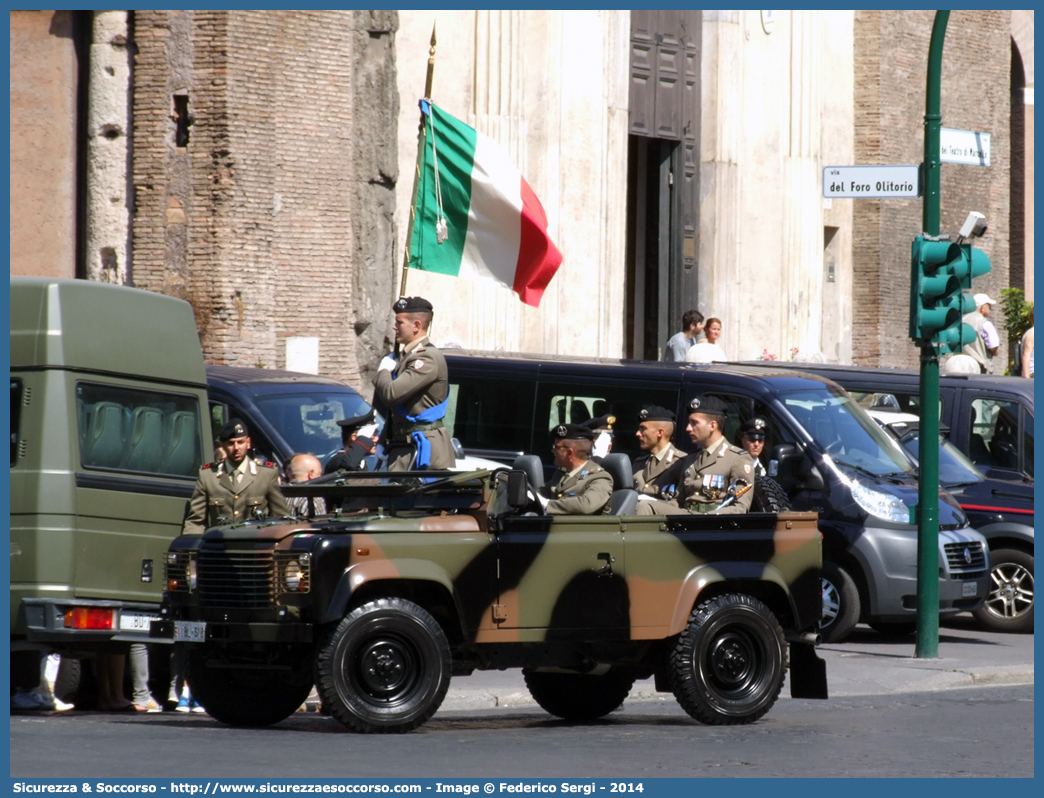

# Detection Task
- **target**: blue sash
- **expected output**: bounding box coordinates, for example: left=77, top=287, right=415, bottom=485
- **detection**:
left=393, top=395, right=448, bottom=470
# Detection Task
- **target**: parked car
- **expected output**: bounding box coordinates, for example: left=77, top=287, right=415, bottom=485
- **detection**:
left=867, top=409, right=1033, bottom=633
left=442, top=352, right=988, bottom=643
left=740, top=362, right=1033, bottom=484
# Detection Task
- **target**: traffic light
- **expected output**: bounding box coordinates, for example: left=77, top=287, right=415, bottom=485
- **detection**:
left=909, top=236, right=992, bottom=354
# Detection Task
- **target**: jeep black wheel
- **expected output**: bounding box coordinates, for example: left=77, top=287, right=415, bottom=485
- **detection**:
left=316, top=598, right=451, bottom=734
left=52, top=657, right=82, bottom=704
left=523, top=669, right=636, bottom=721
left=973, top=548, right=1034, bottom=633
left=820, top=561, right=860, bottom=643
left=751, top=476, right=791, bottom=513
left=669, top=593, right=786, bottom=725
left=186, top=648, right=313, bottom=727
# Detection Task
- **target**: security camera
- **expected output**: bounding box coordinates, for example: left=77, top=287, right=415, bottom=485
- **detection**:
left=957, top=211, right=987, bottom=242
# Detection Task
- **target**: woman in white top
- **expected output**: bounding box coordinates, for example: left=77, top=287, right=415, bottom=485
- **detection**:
left=1021, top=309, right=1034, bottom=378
left=685, top=317, right=727, bottom=363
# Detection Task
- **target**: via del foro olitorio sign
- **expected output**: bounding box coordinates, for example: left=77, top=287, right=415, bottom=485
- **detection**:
left=823, top=165, right=920, bottom=199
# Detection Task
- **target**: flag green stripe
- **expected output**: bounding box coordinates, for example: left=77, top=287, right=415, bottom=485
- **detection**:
left=409, top=104, right=478, bottom=276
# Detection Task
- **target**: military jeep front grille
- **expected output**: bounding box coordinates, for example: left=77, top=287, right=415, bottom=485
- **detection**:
left=197, top=546, right=276, bottom=609
left=944, top=541, right=987, bottom=577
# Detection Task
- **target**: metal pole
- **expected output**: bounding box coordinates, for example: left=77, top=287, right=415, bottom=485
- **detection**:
left=397, top=24, right=437, bottom=300
left=916, top=9, right=949, bottom=659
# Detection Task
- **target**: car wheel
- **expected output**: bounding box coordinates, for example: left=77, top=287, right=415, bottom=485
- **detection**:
left=869, top=621, right=916, bottom=637
left=751, top=476, right=791, bottom=513
left=52, top=656, right=82, bottom=704
left=523, top=669, right=636, bottom=721
left=316, top=597, right=451, bottom=734
left=186, top=647, right=313, bottom=727
left=668, top=593, right=786, bottom=725
left=973, top=548, right=1034, bottom=633
left=820, top=561, right=860, bottom=643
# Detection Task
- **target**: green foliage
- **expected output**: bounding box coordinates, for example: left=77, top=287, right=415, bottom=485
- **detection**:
left=999, top=288, right=1034, bottom=375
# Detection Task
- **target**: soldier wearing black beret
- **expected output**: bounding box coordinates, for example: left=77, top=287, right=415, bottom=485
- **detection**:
left=183, top=418, right=288, bottom=534
left=372, top=296, right=456, bottom=471
left=737, top=416, right=769, bottom=478
left=537, top=423, right=614, bottom=515
left=324, top=409, right=378, bottom=474
left=581, top=414, right=616, bottom=461
left=636, top=395, right=755, bottom=515
left=633, top=405, right=688, bottom=498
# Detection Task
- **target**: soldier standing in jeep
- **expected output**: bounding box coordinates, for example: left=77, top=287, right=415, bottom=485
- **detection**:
left=183, top=418, right=288, bottom=534
left=372, top=296, right=456, bottom=471
left=637, top=395, right=755, bottom=515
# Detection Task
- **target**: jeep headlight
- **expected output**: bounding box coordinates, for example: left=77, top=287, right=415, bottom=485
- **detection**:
left=283, top=553, right=310, bottom=592
left=187, top=558, right=198, bottom=591
left=851, top=480, right=912, bottom=524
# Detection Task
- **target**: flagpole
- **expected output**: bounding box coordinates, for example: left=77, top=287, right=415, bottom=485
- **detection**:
left=398, top=23, right=437, bottom=300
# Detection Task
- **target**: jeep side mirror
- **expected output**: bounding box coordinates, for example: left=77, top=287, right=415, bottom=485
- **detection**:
left=506, top=469, right=529, bottom=509
left=772, top=444, right=800, bottom=486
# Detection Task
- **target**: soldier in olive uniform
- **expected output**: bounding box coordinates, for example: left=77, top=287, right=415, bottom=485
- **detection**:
left=581, top=414, right=616, bottom=462
left=183, top=419, right=289, bottom=534
left=372, top=297, right=456, bottom=471
left=537, top=423, right=614, bottom=515
left=324, top=409, right=377, bottom=474
left=636, top=395, right=755, bottom=516
left=737, top=416, right=769, bottom=478
left=632, top=405, right=688, bottom=498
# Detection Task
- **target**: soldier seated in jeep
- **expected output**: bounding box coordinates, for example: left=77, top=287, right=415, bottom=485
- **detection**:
left=537, top=423, right=613, bottom=515
left=637, top=395, right=756, bottom=515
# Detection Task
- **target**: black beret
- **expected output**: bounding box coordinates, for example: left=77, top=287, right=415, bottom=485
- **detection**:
left=219, top=418, right=250, bottom=441
left=688, top=395, right=729, bottom=417
left=392, top=296, right=434, bottom=313
left=639, top=405, right=675, bottom=423
left=738, top=417, right=768, bottom=438
left=581, top=414, right=616, bottom=432
left=552, top=423, right=597, bottom=441
left=336, top=408, right=375, bottom=430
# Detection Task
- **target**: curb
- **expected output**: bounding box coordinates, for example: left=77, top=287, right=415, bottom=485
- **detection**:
left=438, top=665, right=1034, bottom=712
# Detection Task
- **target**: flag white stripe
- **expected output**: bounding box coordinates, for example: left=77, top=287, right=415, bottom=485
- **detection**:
left=458, top=131, right=523, bottom=288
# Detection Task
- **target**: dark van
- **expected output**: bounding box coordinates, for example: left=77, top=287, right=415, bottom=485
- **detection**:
left=443, top=352, right=989, bottom=643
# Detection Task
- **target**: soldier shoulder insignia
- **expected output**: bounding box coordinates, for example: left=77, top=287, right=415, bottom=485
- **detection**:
left=411, top=359, right=425, bottom=371
left=202, top=463, right=213, bottom=470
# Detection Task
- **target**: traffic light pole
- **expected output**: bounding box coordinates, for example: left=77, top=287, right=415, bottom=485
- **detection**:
left=916, top=9, right=949, bottom=659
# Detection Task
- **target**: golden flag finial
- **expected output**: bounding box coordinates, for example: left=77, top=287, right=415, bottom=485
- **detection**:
left=424, top=23, right=437, bottom=100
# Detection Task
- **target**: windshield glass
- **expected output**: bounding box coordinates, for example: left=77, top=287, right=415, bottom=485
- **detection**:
left=780, top=387, right=915, bottom=476
left=254, top=390, right=371, bottom=462
left=901, top=432, right=986, bottom=487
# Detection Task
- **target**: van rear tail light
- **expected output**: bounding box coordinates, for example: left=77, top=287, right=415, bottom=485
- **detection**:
left=63, top=608, right=114, bottom=630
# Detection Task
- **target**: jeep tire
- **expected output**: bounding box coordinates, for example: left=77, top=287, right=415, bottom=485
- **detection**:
left=669, top=593, right=786, bottom=725
left=316, top=598, right=451, bottom=734
left=751, top=476, right=791, bottom=514
left=186, top=647, right=313, bottom=727
left=523, top=669, right=636, bottom=721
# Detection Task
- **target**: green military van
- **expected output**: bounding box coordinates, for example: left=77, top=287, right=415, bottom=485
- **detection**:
left=10, top=277, right=213, bottom=664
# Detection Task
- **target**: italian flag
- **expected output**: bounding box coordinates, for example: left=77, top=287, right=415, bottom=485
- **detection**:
left=408, top=101, right=563, bottom=307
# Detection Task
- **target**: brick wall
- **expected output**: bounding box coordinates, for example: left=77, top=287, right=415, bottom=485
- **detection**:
left=853, top=10, right=1012, bottom=369
left=130, top=10, right=398, bottom=391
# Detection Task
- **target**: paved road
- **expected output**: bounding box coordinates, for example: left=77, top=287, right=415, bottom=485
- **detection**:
left=10, top=685, right=1033, bottom=778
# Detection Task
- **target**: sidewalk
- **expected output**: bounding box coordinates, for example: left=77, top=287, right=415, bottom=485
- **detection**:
left=437, top=618, right=1034, bottom=712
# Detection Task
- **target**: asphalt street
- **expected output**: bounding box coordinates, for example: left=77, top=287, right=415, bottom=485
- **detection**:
left=9, top=617, right=1034, bottom=779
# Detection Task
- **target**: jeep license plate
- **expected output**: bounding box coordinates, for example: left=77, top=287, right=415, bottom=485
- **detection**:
left=962, top=581, right=978, bottom=597
left=173, top=621, right=207, bottom=641
left=119, top=612, right=160, bottom=632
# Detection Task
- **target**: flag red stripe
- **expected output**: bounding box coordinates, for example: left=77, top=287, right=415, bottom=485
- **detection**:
left=513, top=176, right=563, bottom=307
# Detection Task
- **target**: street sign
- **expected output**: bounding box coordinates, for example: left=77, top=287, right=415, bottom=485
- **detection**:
left=940, top=128, right=990, bottom=166
left=823, top=165, right=920, bottom=199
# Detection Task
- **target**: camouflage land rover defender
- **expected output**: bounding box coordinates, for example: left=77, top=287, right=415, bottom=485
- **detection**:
left=153, top=463, right=827, bottom=733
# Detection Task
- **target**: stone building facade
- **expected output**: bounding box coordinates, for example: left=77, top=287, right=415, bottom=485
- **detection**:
left=9, top=10, right=1033, bottom=379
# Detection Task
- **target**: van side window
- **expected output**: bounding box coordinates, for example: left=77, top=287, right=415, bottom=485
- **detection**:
left=535, top=382, right=679, bottom=462
left=75, top=382, right=203, bottom=478
left=969, top=398, right=1021, bottom=472
left=11, top=379, right=22, bottom=467
left=445, top=380, right=535, bottom=456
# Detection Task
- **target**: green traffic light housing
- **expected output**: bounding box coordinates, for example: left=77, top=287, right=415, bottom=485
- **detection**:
left=909, top=236, right=992, bottom=354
